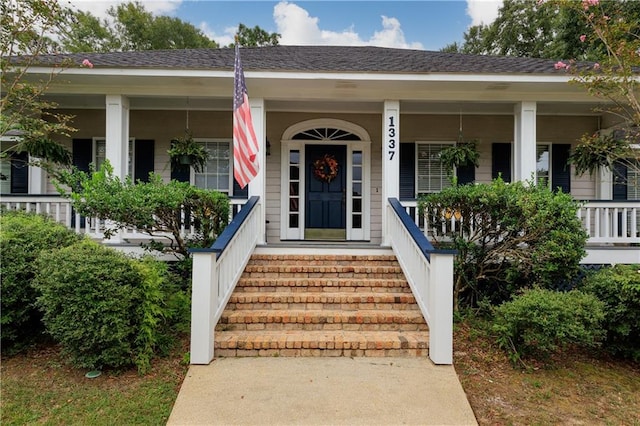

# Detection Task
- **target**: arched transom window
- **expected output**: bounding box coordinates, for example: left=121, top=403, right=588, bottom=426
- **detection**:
left=293, top=127, right=362, bottom=141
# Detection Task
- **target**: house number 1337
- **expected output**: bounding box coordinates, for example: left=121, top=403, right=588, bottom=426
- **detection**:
left=387, top=116, right=396, bottom=160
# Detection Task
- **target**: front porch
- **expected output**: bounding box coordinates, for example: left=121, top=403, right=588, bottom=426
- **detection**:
left=3, top=194, right=637, bottom=264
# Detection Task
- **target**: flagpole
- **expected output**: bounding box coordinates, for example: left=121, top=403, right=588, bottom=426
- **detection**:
left=233, top=33, right=266, bottom=244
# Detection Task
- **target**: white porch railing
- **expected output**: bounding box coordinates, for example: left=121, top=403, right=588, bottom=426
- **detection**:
left=387, top=198, right=455, bottom=365
left=1, top=194, right=248, bottom=241
left=578, top=201, right=639, bottom=244
left=189, top=196, right=261, bottom=364
left=399, top=199, right=640, bottom=246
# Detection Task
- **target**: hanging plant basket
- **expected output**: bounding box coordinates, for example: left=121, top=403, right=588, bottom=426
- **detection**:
left=167, top=131, right=209, bottom=173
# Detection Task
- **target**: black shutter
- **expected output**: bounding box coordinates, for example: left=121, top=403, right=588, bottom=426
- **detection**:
left=551, top=144, right=571, bottom=193
left=233, top=178, right=248, bottom=198
left=134, top=139, right=154, bottom=183
left=492, top=143, right=511, bottom=182
left=399, top=142, right=415, bottom=199
left=10, top=152, right=29, bottom=193
left=613, top=161, right=627, bottom=200
left=457, top=163, right=476, bottom=185
left=72, top=139, right=93, bottom=172
left=71, top=139, right=92, bottom=229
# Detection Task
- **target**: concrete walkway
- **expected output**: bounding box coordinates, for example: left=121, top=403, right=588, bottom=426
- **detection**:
left=167, top=357, right=477, bottom=426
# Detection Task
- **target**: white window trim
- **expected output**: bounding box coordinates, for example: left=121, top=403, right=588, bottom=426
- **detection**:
left=92, top=136, right=136, bottom=176
left=190, top=138, right=233, bottom=194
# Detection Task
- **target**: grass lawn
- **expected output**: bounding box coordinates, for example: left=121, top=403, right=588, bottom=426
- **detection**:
left=2, top=321, right=639, bottom=425
left=0, top=341, right=189, bottom=426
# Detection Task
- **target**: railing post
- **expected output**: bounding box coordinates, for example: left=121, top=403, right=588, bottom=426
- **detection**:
left=428, top=252, right=454, bottom=365
left=190, top=251, right=218, bottom=364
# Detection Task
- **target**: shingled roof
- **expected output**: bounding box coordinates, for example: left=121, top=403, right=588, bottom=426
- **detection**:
left=31, top=45, right=562, bottom=75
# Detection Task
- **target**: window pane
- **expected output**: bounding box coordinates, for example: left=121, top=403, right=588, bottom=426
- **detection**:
left=193, top=141, right=231, bottom=193
left=353, top=166, right=362, bottom=181
left=290, top=150, right=299, bottom=164
left=290, top=182, right=299, bottom=196
left=290, top=165, right=299, bottom=180
left=417, top=144, right=453, bottom=193
left=536, top=144, right=550, bottom=186
left=290, top=198, right=299, bottom=212
left=352, top=214, right=362, bottom=229
left=353, top=151, right=362, bottom=165
left=353, top=198, right=362, bottom=213
left=353, top=183, right=362, bottom=196
left=289, top=214, right=299, bottom=228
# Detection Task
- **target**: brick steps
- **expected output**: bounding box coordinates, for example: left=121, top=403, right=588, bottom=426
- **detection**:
left=215, top=330, right=429, bottom=358
left=219, top=309, right=427, bottom=329
left=227, top=292, right=418, bottom=311
left=213, top=253, right=429, bottom=358
left=235, top=278, right=411, bottom=293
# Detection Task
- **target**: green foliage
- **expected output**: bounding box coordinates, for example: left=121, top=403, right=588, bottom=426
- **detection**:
left=419, top=178, right=588, bottom=309
left=232, top=23, right=280, bottom=47
left=60, top=1, right=218, bottom=53
left=439, top=141, right=480, bottom=173
left=55, top=160, right=229, bottom=257
left=581, top=265, right=640, bottom=361
left=492, top=289, right=605, bottom=364
left=34, top=241, right=190, bottom=372
left=168, top=132, right=210, bottom=173
left=1, top=0, right=75, bottom=166
left=570, top=132, right=635, bottom=177
left=0, top=211, right=80, bottom=354
left=34, top=240, right=140, bottom=369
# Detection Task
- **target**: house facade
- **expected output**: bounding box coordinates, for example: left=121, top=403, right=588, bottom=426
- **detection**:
left=3, top=46, right=638, bottom=260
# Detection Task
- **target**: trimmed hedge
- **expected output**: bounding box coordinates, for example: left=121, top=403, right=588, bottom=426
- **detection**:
left=581, top=264, right=640, bottom=361
left=34, top=239, right=190, bottom=372
left=0, top=211, right=80, bottom=354
left=493, top=288, right=605, bottom=364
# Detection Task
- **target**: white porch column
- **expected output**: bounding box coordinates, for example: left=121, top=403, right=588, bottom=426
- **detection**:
left=105, top=95, right=130, bottom=243
left=28, top=156, right=46, bottom=194
left=105, top=95, right=130, bottom=180
left=382, top=100, right=400, bottom=246
left=248, top=97, right=266, bottom=245
left=513, top=101, right=537, bottom=183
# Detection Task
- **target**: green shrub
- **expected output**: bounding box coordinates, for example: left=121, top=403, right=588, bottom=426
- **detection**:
left=492, top=288, right=605, bottom=365
left=581, top=265, right=640, bottom=361
left=56, top=161, right=229, bottom=257
left=0, top=211, right=80, bottom=354
left=418, top=178, right=588, bottom=309
left=35, top=240, right=141, bottom=370
left=34, top=240, right=190, bottom=372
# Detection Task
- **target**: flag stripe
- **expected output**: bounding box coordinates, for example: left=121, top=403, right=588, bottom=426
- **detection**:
left=233, top=43, right=259, bottom=189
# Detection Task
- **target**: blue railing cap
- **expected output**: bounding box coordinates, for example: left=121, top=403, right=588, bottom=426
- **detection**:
left=188, top=196, right=260, bottom=259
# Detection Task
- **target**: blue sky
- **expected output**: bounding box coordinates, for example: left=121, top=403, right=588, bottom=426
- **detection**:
left=68, top=0, right=503, bottom=51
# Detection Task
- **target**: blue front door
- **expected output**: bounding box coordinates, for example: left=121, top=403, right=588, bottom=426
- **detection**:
left=305, top=144, right=346, bottom=238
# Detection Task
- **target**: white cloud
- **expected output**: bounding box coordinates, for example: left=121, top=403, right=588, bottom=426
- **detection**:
left=199, top=22, right=236, bottom=47
left=466, top=0, right=502, bottom=26
left=64, top=0, right=181, bottom=21
left=273, top=1, right=423, bottom=49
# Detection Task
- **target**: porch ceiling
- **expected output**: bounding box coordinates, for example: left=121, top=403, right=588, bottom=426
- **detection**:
left=36, top=68, right=600, bottom=108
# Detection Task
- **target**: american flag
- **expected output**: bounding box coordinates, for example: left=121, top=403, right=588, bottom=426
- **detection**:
left=233, top=43, right=259, bottom=189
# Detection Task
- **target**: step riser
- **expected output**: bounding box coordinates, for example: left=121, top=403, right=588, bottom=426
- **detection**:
left=228, top=303, right=419, bottom=311
left=235, top=286, right=412, bottom=293
left=218, top=323, right=429, bottom=331
left=215, top=349, right=427, bottom=357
